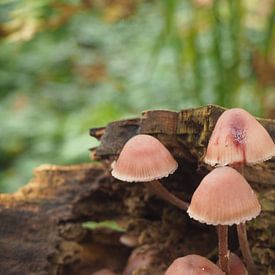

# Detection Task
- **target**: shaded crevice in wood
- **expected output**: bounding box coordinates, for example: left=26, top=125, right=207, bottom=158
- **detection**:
left=0, top=105, right=274, bottom=275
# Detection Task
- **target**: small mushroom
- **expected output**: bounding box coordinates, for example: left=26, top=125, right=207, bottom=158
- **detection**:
left=204, top=108, right=275, bottom=166
left=122, top=246, right=157, bottom=275
left=165, top=254, right=224, bottom=275
left=119, top=233, right=139, bottom=247
left=228, top=253, right=248, bottom=275
left=187, top=167, right=261, bottom=274
left=111, top=134, right=189, bottom=210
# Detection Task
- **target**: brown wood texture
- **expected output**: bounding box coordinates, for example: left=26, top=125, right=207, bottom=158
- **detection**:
left=0, top=105, right=274, bottom=275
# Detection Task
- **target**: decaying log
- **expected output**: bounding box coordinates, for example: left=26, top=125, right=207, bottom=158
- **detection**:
left=0, top=105, right=274, bottom=275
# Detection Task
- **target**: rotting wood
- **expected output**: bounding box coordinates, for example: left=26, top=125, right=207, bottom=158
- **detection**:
left=0, top=105, right=274, bottom=275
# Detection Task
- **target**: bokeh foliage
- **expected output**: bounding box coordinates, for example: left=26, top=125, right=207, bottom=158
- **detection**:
left=0, top=0, right=274, bottom=192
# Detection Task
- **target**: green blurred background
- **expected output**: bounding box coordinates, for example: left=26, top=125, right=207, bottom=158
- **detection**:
left=0, top=0, right=274, bottom=192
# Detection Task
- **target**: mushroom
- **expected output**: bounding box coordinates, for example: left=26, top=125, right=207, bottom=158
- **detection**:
left=119, top=233, right=139, bottom=247
left=204, top=107, right=274, bottom=274
left=187, top=167, right=261, bottom=274
left=111, top=134, right=189, bottom=210
left=122, top=246, right=157, bottom=275
left=165, top=253, right=247, bottom=275
left=165, top=254, right=224, bottom=275
left=216, top=253, right=248, bottom=275
left=227, top=253, right=248, bottom=275
left=204, top=108, right=275, bottom=166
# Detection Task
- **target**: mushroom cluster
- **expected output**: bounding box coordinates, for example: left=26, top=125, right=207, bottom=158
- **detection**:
left=201, top=108, right=275, bottom=274
left=110, top=108, right=275, bottom=275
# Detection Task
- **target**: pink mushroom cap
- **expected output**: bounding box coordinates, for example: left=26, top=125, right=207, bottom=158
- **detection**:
left=216, top=253, right=248, bottom=274
left=228, top=253, right=248, bottom=275
left=204, top=108, right=275, bottom=166
left=187, top=167, right=261, bottom=226
left=165, top=255, right=224, bottom=275
left=111, top=134, right=178, bottom=182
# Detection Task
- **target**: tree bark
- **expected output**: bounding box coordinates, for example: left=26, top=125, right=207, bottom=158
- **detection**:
left=0, top=105, right=274, bottom=275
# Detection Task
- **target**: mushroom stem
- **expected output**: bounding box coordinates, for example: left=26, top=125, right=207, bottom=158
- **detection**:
left=234, top=164, right=259, bottom=275
left=148, top=180, right=189, bottom=211
left=218, top=225, right=229, bottom=274
left=237, top=223, right=259, bottom=275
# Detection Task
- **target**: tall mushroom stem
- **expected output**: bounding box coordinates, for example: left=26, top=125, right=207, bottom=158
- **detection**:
left=148, top=180, right=189, bottom=211
left=237, top=222, right=258, bottom=275
left=234, top=164, right=259, bottom=275
left=218, top=225, right=229, bottom=274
